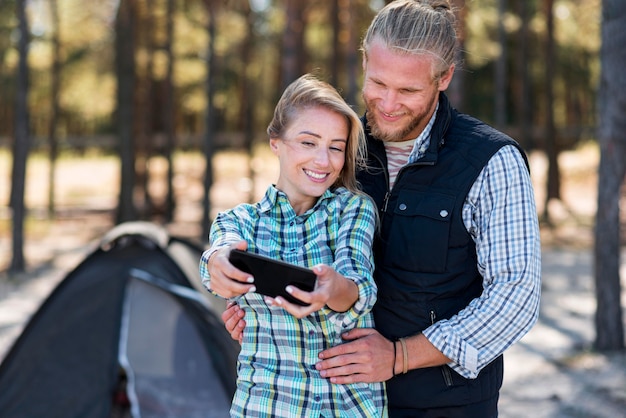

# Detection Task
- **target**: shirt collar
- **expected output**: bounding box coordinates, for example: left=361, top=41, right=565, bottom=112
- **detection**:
left=407, top=103, right=439, bottom=164
left=259, top=185, right=335, bottom=216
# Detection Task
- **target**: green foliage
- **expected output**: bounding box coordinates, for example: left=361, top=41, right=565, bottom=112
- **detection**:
left=0, top=0, right=602, bottom=151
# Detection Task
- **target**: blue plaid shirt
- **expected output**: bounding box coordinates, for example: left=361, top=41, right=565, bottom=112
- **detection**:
left=200, top=185, right=387, bottom=417
left=404, top=116, right=542, bottom=379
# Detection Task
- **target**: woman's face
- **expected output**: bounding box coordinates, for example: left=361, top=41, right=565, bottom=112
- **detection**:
left=270, top=106, right=348, bottom=215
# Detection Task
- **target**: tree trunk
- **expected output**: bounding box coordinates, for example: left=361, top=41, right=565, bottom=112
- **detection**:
left=115, top=0, right=137, bottom=223
left=594, top=0, right=626, bottom=351
left=136, top=0, right=156, bottom=218
left=514, top=0, right=534, bottom=150
left=9, top=0, right=30, bottom=273
left=236, top=0, right=256, bottom=203
left=47, top=0, right=61, bottom=219
left=201, top=0, right=217, bottom=242
left=280, top=0, right=305, bottom=90
left=163, top=0, right=176, bottom=222
left=343, top=0, right=358, bottom=107
left=494, top=0, right=507, bottom=129
left=542, top=0, right=561, bottom=222
left=448, top=0, right=466, bottom=111
left=330, top=0, right=340, bottom=89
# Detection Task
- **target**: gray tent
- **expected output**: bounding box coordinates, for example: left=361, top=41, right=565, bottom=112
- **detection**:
left=0, top=222, right=238, bottom=418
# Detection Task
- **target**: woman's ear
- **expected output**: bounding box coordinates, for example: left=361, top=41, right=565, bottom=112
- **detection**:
left=269, top=138, right=280, bottom=155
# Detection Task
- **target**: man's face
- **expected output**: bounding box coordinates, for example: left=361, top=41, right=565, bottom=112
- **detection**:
left=362, top=40, right=453, bottom=143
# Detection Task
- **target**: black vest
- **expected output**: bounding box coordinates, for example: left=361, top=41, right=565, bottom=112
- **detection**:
left=357, top=94, right=527, bottom=411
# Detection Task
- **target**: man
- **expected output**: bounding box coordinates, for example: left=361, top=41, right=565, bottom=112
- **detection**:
left=220, top=1, right=541, bottom=416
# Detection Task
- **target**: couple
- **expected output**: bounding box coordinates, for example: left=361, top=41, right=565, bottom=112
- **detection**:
left=200, top=1, right=541, bottom=417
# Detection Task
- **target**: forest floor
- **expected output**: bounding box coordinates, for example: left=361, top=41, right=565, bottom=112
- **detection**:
left=1, top=143, right=625, bottom=417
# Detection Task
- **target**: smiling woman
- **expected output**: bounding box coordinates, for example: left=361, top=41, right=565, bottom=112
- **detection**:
left=199, top=73, right=387, bottom=417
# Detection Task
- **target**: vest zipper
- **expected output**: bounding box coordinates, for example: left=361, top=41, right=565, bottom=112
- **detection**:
left=382, top=192, right=390, bottom=213
left=431, top=310, right=454, bottom=387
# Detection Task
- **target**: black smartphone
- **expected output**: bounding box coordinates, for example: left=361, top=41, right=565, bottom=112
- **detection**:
left=228, top=249, right=317, bottom=306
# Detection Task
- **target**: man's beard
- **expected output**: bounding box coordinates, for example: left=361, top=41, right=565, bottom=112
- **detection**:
left=364, top=101, right=425, bottom=143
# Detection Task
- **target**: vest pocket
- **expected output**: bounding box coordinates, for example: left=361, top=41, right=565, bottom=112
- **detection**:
left=384, top=191, right=456, bottom=273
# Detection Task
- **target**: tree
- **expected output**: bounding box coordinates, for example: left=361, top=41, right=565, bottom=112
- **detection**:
left=201, top=0, right=218, bottom=242
left=46, top=0, right=61, bottom=218
left=280, top=0, right=306, bottom=90
left=115, top=0, right=137, bottom=223
left=239, top=0, right=256, bottom=204
left=163, top=0, right=176, bottom=222
left=136, top=0, right=157, bottom=218
left=594, top=0, right=626, bottom=351
left=542, top=0, right=562, bottom=223
left=513, top=0, right=534, bottom=150
left=447, top=0, right=466, bottom=111
left=9, top=0, right=30, bottom=274
left=494, top=0, right=507, bottom=129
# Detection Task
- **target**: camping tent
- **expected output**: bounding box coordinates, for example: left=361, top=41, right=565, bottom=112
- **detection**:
left=0, top=222, right=238, bottom=418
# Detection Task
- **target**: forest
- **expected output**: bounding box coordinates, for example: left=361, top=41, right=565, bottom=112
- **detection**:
left=1, top=0, right=625, bottom=350
left=1, top=1, right=600, bottom=154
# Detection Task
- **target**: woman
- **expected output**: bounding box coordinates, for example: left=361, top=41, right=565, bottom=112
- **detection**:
left=199, top=74, right=387, bottom=417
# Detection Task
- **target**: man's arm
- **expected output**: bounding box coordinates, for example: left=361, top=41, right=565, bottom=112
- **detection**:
left=422, top=145, right=541, bottom=378
left=316, top=146, right=541, bottom=382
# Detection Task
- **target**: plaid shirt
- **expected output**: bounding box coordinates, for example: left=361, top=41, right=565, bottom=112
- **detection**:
left=424, top=144, right=542, bottom=378
left=200, top=186, right=388, bottom=417
left=402, top=118, right=542, bottom=379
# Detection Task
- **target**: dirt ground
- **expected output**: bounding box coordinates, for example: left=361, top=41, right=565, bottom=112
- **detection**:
left=1, top=143, right=626, bottom=417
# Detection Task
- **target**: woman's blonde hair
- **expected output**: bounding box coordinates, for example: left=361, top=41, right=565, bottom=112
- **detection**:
left=267, top=74, right=365, bottom=193
left=362, top=0, right=458, bottom=83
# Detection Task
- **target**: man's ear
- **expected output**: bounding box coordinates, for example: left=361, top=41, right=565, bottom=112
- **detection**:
left=438, top=64, right=455, bottom=92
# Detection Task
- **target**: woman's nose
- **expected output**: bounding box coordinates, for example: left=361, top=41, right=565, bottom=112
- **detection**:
left=313, top=148, right=331, bottom=166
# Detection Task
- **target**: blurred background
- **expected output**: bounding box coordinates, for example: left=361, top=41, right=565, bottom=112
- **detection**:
left=0, top=1, right=625, bottom=414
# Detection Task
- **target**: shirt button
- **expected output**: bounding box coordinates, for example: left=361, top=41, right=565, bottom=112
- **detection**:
left=440, top=209, right=449, bottom=218
left=399, top=203, right=407, bottom=211
left=309, top=330, right=315, bottom=337
left=314, top=395, right=321, bottom=402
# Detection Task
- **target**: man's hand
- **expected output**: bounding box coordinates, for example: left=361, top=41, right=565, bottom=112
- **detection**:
left=221, top=302, right=245, bottom=344
left=315, top=328, right=395, bottom=384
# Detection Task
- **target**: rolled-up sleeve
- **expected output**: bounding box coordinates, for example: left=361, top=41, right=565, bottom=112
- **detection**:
left=326, top=194, right=378, bottom=330
left=423, top=145, right=541, bottom=378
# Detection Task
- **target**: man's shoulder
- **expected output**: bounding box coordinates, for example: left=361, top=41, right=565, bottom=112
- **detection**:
left=443, top=111, right=526, bottom=168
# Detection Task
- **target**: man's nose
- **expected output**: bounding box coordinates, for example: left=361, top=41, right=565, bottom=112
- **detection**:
left=380, top=89, right=400, bottom=113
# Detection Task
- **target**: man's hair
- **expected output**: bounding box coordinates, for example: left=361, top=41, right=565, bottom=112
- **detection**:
left=361, top=0, right=458, bottom=82
left=267, top=74, right=366, bottom=193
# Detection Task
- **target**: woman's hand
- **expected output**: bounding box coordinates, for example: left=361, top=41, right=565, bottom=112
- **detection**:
left=206, top=240, right=255, bottom=299
left=264, top=264, right=358, bottom=318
